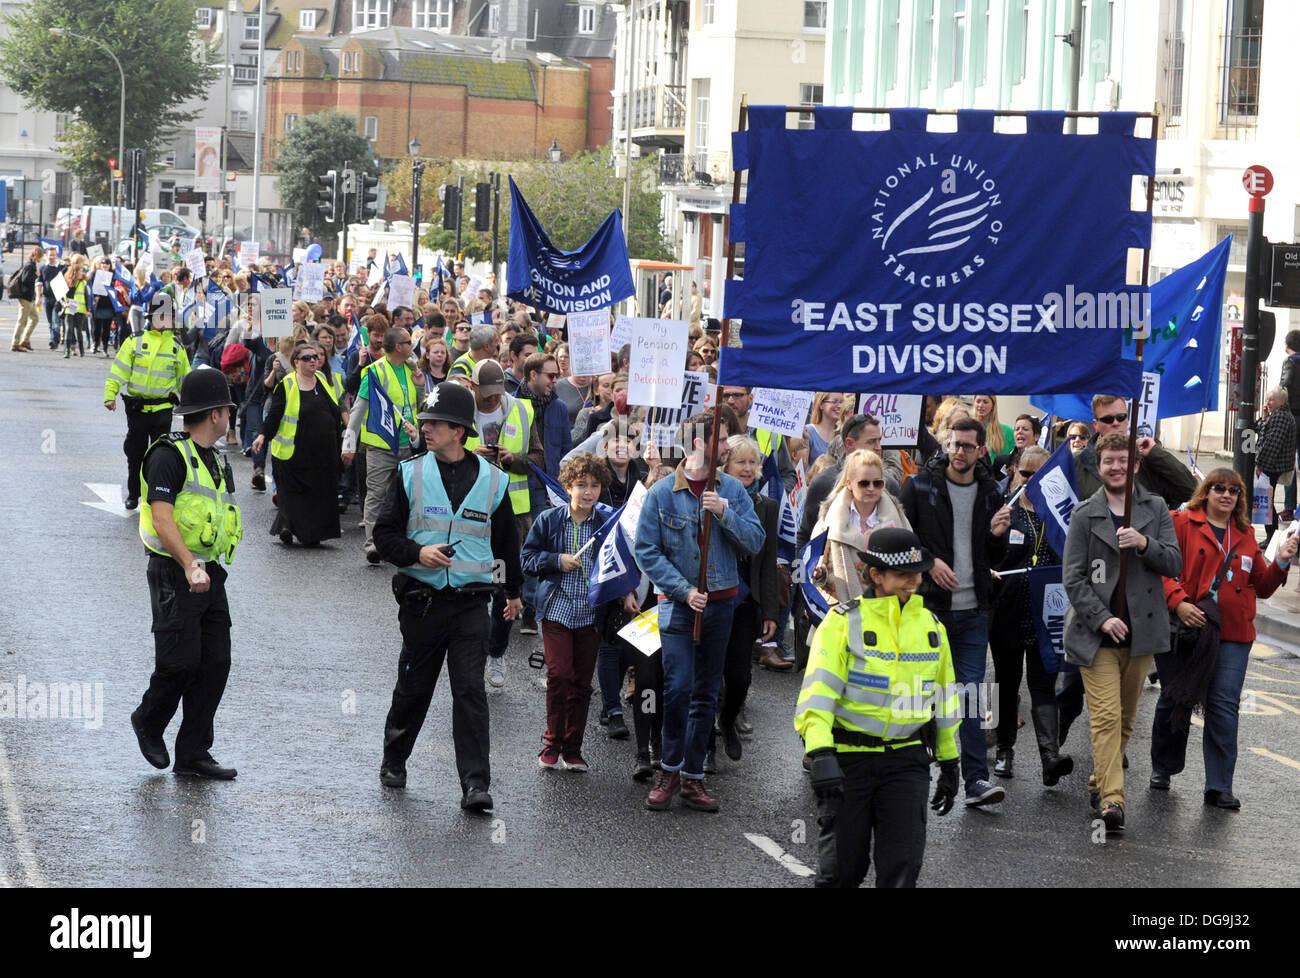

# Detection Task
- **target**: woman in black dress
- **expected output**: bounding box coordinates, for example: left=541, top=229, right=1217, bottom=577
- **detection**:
left=253, top=342, right=344, bottom=545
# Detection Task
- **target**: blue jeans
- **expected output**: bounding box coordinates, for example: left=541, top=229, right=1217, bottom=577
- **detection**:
left=1288, top=420, right=1300, bottom=511
left=658, top=597, right=735, bottom=779
left=597, top=641, right=625, bottom=717
left=936, top=608, right=992, bottom=790
left=244, top=399, right=267, bottom=469
left=1151, top=640, right=1251, bottom=794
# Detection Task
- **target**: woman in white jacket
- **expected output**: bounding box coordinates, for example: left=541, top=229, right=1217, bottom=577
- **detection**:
left=810, top=449, right=911, bottom=607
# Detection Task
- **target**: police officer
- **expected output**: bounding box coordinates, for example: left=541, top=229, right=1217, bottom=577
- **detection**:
left=795, top=528, right=962, bottom=888
left=373, top=382, right=524, bottom=813
left=129, top=368, right=243, bottom=779
left=104, top=292, right=191, bottom=510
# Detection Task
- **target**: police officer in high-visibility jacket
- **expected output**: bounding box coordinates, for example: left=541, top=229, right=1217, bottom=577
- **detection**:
left=795, top=528, right=962, bottom=888
left=104, top=292, right=191, bottom=510
left=372, top=382, right=524, bottom=813
left=130, top=368, right=243, bottom=780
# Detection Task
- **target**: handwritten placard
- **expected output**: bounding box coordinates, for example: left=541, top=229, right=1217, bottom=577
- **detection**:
left=1136, top=372, right=1160, bottom=438
left=567, top=309, right=612, bottom=377
left=298, top=261, right=325, bottom=302
left=185, top=249, right=206, bottom=283
left=749, top=387, right=815, bottom=438
left=610, top=314, right=634, bottom=353
left=627, top=318, right=690, bottom=409
left=388, top=273, right=416, bottom=311
left=858, top=393, right=924, bottom=447
left=646, top=370, right=711, bottom=447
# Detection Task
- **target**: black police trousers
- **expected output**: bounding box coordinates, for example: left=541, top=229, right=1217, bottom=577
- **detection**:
left=125, top=404, right=174, bottom=501
left=383, top=588, right=492, bottom=794
left=815, top=745, right=931, bottom=888
left=135, top=557, right=232, bottom=764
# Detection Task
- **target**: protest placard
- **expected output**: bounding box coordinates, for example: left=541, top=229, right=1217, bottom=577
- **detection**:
left=185, top=249, right=206, bottom=283
left=91, top=269, right=111, bottom=296
left=388, top=274, right=415, bottom=311
left=748, top=388, right=815, bottom=438
left=610, top=315, right=634, bottom=353
left=567, top=309, right=611, bottom=377
left=86, top=244, right=105, bottom=260
left=298, top=261, right=325, bottom=302
left=858, top=393, right=925, bottom=447
left=259, top=288, right=293, bottom=334
left=627, top=318, right=689, bottom=409
left=48, top=272, right=69, bottom=303
left=292, top=247, right=308, bottom=266
left=616, top=607, right=662, bottom=657
left=646, top=370, right=710, bottom=446
left=349, top=251, right=366, bottom=275
left=1136, top=372, right=1160, bottom=439
left=238, top=241, right=259, bottom=264
left=134, top=250, right=153, bottom=278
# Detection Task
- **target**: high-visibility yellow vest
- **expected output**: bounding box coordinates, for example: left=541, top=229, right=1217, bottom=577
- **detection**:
left=65, top=279, right=89, bottom=315
left=755, top=429, right=782, bottom=461
left=320, top=368, right=343, bottom=403
left=359, top=358, right=418, bottom=449
left=795, top=593, right=960, bottom=758
left=271, top=373, right=340, bottom=461
left=449, top=351, right=478, bottom=378
left=398, top=452, right=506, bottom=589
left=104, top=329, right=190, bottom=412
left=139, top=434, right=243, bottom=564
left=465, top=396, right=534, bottom=515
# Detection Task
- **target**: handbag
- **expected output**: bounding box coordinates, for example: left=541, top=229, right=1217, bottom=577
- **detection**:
left=1169, top=540, right=1237, bottom=654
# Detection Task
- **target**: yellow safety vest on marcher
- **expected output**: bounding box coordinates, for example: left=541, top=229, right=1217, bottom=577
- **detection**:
left=271, top=374, right=340, bottom=461
left=465, top=396, right=534, bottom=515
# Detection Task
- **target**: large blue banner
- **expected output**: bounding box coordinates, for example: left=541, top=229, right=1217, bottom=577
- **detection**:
left=722, top=108, right=1155, bottom=396
left=1031, top=236, right=1232, bottom=421
left=506, top=176, right=635, bottom=315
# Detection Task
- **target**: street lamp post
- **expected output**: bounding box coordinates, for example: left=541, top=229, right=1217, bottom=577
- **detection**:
left=50, top=27, right=124, bottom=248
left=548, top=137, right=563, bottom=164
left=409, top=138, right=425, bottom=278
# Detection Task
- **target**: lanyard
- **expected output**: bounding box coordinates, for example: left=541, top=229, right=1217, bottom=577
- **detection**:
left=572, top=516, right=591, bottom=574
left=382, top=360, right=413, bottom=419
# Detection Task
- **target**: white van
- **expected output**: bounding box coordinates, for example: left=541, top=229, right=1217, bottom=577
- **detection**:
left=77, top=206, right=200, bottom=245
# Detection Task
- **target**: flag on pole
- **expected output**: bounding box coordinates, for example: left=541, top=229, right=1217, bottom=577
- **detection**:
left=385, top=252, right=408, bottom=279
left=1028, top=565, right=1073, bottom=674
left=1186, top=448, right=1206, bottom=481
left=797, top=531, right=832, bottom=626
left=366, top=375, right=401, bottom=453
left=39, top=237, right=63, bottom=257
left=1019, top=441, right=1080, bottom=559
left=587, top=507, right=641, bottom=607
left=1038, top=413, right=1052, bottom=448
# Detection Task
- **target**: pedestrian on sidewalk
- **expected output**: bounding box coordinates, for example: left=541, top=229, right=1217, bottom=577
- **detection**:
left=1254, top=387, right=1295, bottom=546
left=1152, top=468, right=1296, bottom=810
left=7, top=245, right=42, bottom=352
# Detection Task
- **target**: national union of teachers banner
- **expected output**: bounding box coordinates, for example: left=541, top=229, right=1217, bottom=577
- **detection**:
left=721, top=107, right=1155, bottom=396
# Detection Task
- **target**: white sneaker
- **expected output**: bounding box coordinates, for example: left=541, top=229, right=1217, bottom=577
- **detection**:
left=487, top=656, right=506, bottom=688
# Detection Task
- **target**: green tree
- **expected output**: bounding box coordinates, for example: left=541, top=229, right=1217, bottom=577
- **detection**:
left=272, top=111, right=383, bottom=243
left=0, top=0, right=216, bottom=200
left=405, top=145, right=672, bottom=265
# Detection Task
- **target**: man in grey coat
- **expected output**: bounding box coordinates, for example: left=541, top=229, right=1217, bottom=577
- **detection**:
left=1063, top=431, right=1182, bottom=834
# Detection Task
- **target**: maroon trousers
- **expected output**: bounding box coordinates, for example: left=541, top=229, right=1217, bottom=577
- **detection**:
left=541, top=620, right=601, bottom=755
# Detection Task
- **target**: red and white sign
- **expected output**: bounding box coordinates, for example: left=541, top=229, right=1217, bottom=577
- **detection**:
left=1242, top=165, right=1273, bottom=197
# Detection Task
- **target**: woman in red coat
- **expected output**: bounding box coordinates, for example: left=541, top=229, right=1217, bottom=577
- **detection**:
left=1153, top=468, right=1298, bottom=810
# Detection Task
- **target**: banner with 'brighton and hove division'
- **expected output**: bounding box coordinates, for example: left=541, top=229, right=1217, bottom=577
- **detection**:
left=721, top=107, right=1156, bottom=396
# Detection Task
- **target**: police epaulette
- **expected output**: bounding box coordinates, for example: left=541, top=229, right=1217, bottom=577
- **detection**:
left=163, top=432, right=190, bottom=444
left=831, top=604, right=850, bottom=616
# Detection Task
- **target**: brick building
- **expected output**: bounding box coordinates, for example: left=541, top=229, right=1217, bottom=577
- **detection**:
left=266, top=28, right=590, bottom=163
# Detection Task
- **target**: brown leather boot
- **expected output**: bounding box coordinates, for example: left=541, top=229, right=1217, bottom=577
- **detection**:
left=680, top=778, right=720, bottom=812
left=759, top=645, right=793, bottom=671
left=645, top=770, right=680, bottom=811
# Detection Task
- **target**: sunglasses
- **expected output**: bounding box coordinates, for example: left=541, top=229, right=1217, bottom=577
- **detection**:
left=455, top=326, right=471, bottom=332
left=1209, top=483, right=1242, bottom=496
left=1018, top=468, right=1039, bottom=479
left=855, top=479, right=885, bottom=489
left=297, top=354, right=319, bottom=362
left=1095, top=413, right=1128, bottom=424
left=1068, top=433, right=1087, bottom=441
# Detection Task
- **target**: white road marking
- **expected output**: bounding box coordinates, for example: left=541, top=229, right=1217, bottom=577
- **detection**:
left=745, top=832, right=815, bottom=879
left=1248, top=747, right=1300, bottom=772
left=0, top=737, right=43, bottom=887
left=82, top=482, right=130, bottom=517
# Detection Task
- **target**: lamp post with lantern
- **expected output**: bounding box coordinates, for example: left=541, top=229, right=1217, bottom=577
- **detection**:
left=409, top=138, right=425, bottom=279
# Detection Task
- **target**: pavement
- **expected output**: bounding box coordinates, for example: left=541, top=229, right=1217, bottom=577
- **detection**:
left=1, top=327, right=1300, bottom=888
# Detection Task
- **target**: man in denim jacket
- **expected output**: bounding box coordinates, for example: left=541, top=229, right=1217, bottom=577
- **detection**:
left=635, top=407, right=766, bottom=812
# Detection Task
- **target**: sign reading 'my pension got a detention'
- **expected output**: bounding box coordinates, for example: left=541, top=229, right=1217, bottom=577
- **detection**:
left=859, top=393, right=924, bottom=447
left=721, top=107, right=1155, bottom=397
left=627, top=318, right=690, bottom=409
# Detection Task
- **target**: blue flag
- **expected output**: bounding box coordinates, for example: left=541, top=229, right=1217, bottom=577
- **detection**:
left=506, top=175, right=636, bottom=315
left=1031, top=236, right=1233, bottom=420
left=1028, top=565, right=1074, bottom=674
left=527, top=462, right=614, bottom=521
left=1019, top=441, right=1080, bottom=559
left=39, top=237, right=63, bottom=258
left=112, top=260, right=133, bottom=292
left=587, top=510, right=640, bottom=607
left=721, top=108, right=1154, bottom=396
left=797, top=531, right=832, bottom=625
left=367, top=376, right=401, bottom=453
left=280, top=263, right=296, bottom=288
left=757, top=452, right=798, bottom=561
left=385, top=253, right=408, bottom=279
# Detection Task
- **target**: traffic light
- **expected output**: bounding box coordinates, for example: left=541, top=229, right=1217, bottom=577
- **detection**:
left=125, top=148, right=146, bottom=209
left=315, top=170, right=337, bottom=223
left=442, top=184, right=461, bottom=230
left=474, top=181, right=491, bottom=231
left=356, top=172, right=380, bottom=221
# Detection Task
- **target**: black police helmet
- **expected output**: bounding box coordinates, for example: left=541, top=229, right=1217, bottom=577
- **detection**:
left=174, top=366, right=236, bottom=415
left=417, top=382, right=478, bottom=437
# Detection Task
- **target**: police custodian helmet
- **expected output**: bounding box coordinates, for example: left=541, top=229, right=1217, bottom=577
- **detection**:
left=417, top=382, right=478, bottom=437
left=174, top=366, right=237, bottom=415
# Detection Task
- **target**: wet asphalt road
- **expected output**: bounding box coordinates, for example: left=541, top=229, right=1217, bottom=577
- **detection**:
left=1, top=338, right=1299, bottom=888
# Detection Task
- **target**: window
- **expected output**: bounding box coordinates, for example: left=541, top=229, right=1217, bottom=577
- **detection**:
left=354, top=0, right=391, bottom=30
left=341, top=50, right=356, bottom=72
left=413, top=0, right=452, bottom=30
left=195, top=7, right=212, bottom=29
left=364, top=116, right=379, bottom=141
left=797, top=83, right=823, bottom=130
left=1015, top=0, right=1029, bottom=83
left=233, top=64, right=257, bottom=81
left=285, top=114, right=298, bottom=133
left=244, top=13, right=260, bottom=43
left=579, top=4, right=596, bottom=34
left=1164, top=0, right=1186, bottom=125
left=701, top=0, right=714, bottom=26
left=976, top=0, right=989, bottom=85
left=54, top=112, right=68, bottom=138
left=952, top=0, right=966, bottom=84
left=290, top=50, right=302, bottom=71
left=803, top=1, right=827, bottom=31
left=231, top=109, right=250, bottom=129
left=1222, top=0, right=1263, bottom=120
left=487, top=3, right=500, bottom=32
left=299, top=9, right=316, bottom=30
left=882, top=0, right=900, bottom=91
left=692, top=79, right=710, bottom=173
left=914, top=0, right=934, bottom=90
left=1105, top=0, right=1115, bottom=76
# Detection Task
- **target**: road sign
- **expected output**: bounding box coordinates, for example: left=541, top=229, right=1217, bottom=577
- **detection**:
left=1242, top=165, right=1273, bottom=197
left=1271, top=244, right=1300, bottom=308
left=108, top=157, right=117, bottom=169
